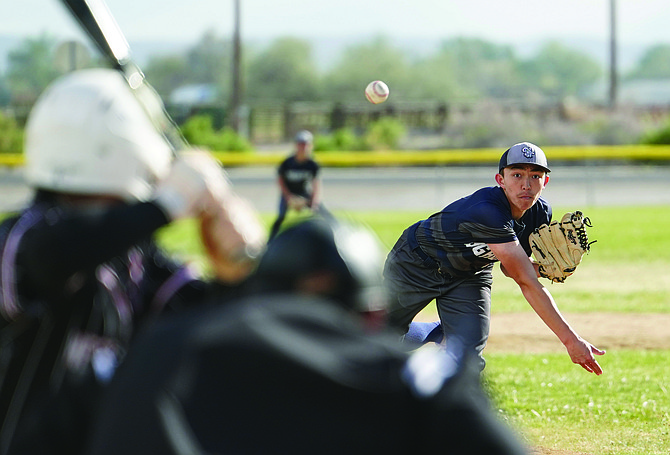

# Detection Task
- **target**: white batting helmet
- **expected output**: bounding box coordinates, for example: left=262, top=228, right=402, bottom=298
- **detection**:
left=24, top=68, right=172, bottom=201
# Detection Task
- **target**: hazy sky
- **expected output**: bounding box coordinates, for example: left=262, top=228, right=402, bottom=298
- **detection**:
left=5, top=0, right=670, bottom=48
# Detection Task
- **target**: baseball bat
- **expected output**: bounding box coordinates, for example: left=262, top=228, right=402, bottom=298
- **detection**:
left=59, top=0, right=266, bottom=267
left=59, top=0, right=187, bottom=154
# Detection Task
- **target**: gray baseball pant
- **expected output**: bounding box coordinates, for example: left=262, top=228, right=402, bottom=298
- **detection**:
left=383, top=232, right=493, bottom=370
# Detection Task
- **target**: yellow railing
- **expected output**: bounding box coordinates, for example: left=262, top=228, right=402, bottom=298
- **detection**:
left=0, top=154, right=26, bottom=167
left=3, top=145, right=670, bottom=168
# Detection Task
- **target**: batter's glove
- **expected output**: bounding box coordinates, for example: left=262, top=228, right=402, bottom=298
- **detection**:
left=154, top=149, right=266, bottom=283
left=153, top=150, right=230, bottom=221
left=200, top=192, right=266, bottom=284
left=529, top=211, right=595, bottom=283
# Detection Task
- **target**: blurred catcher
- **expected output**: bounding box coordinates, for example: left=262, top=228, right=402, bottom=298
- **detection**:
left=0, top=69, right=263, bottom=455
left=85, top=218, right=529, bottom=455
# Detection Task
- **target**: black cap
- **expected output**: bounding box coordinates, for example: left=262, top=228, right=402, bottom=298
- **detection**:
left=498, top=142, right=550, bottom=173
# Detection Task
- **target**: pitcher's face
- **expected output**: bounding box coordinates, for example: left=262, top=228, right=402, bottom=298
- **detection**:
left=495, top=165, right=549, bottom=219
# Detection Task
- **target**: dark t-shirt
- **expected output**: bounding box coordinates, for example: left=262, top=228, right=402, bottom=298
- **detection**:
left=413, top=186, right=552, bottom=276
left=278, top=155, right=319, bottom=197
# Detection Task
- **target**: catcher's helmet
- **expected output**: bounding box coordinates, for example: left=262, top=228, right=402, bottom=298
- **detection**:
left=253, top=218, right=387, bottom=313
left=24, top=68, right=172, bottom=201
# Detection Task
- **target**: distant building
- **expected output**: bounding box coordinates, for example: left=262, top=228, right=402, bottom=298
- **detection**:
left=168, top=84, right=223, bottom=127
left=169, top=83, right=218, bottom=106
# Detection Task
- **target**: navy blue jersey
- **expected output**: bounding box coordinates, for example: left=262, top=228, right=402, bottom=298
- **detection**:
left=278, top=156, right=319, bottom=197
left=413, top=186, right=551, bottom=277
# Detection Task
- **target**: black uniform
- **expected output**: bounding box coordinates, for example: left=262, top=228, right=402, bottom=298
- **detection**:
left=269, top=155, right=331, bottom=240
left=85, top=293, right=528, bottom=455
left=277, top=155, right=319, bottom=198
left=0, top=192, right=216, bottom=455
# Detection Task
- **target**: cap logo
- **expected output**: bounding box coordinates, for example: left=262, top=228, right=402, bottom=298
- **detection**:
left=521, top=146, right=535, bottom=159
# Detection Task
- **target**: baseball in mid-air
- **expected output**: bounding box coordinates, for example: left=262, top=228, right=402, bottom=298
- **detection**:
left=365, top=80, right=390, bottom=104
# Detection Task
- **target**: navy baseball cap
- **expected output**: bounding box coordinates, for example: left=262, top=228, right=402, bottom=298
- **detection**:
left=294, top=130, right=313, bottom=143
left=498, top=142, right=550, bottom=173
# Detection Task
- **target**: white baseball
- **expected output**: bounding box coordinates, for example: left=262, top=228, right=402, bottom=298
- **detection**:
left=365, top=80, right=390, bottom=104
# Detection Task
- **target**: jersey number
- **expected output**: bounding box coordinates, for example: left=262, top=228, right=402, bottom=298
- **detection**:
left=465, top=242, right=498, bottom=261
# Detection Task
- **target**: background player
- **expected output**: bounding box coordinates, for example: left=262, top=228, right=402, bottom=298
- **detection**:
left=268, top=129, right=332, bottom=240
left=383, top=142, right=605, bottom=374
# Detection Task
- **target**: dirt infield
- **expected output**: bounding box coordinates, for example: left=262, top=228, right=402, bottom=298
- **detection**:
left=415, top=311, right=670, bottom=353
left=486, top=312, right=670, bottom=353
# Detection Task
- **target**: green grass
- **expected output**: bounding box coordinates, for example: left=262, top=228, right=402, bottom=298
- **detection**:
left=485, top=350, right=670, bottom=455
left=159, top=206, right=670, bottom=313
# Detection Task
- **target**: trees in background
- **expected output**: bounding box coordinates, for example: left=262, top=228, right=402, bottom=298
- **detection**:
left=0, top=32, right=611, bottom=112
left=323, top=37, right=411, bottom=102
left=0, top=111, right=23, bottom=153
left=145, top=30, right=233, bottom=105
left=625, top=44, right=670, bottom=80
left=8, top=32, right=670, bottom=109
left=246, top=37, right=321, bottom=103
left=437, top=38, right=522, bottom=100
left=3, top=32, right=670, bottom=147
left=5, top=35, right=62, bottom=108
left=520, top=42, right=603, bottom=99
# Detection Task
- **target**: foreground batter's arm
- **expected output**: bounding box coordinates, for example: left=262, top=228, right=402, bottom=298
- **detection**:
left=489, top=240, right=605, bottom=375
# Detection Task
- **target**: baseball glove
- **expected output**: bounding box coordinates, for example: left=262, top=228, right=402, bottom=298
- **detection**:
left=529, top=211, right=595, bottom=283
left=288, top=195, right=308, bottom=212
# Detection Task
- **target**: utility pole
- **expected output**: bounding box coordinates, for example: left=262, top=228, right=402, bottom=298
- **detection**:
left=230, top=0, right=242, bottom=132
left=608, top=0, right=618, bottom=110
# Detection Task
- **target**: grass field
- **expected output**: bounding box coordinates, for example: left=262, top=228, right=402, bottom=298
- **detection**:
left=158, top=205, right=670, bottom=455
left=160, top=206, right=670, bottom=314
left=488, top=351, right=670, bottom=455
